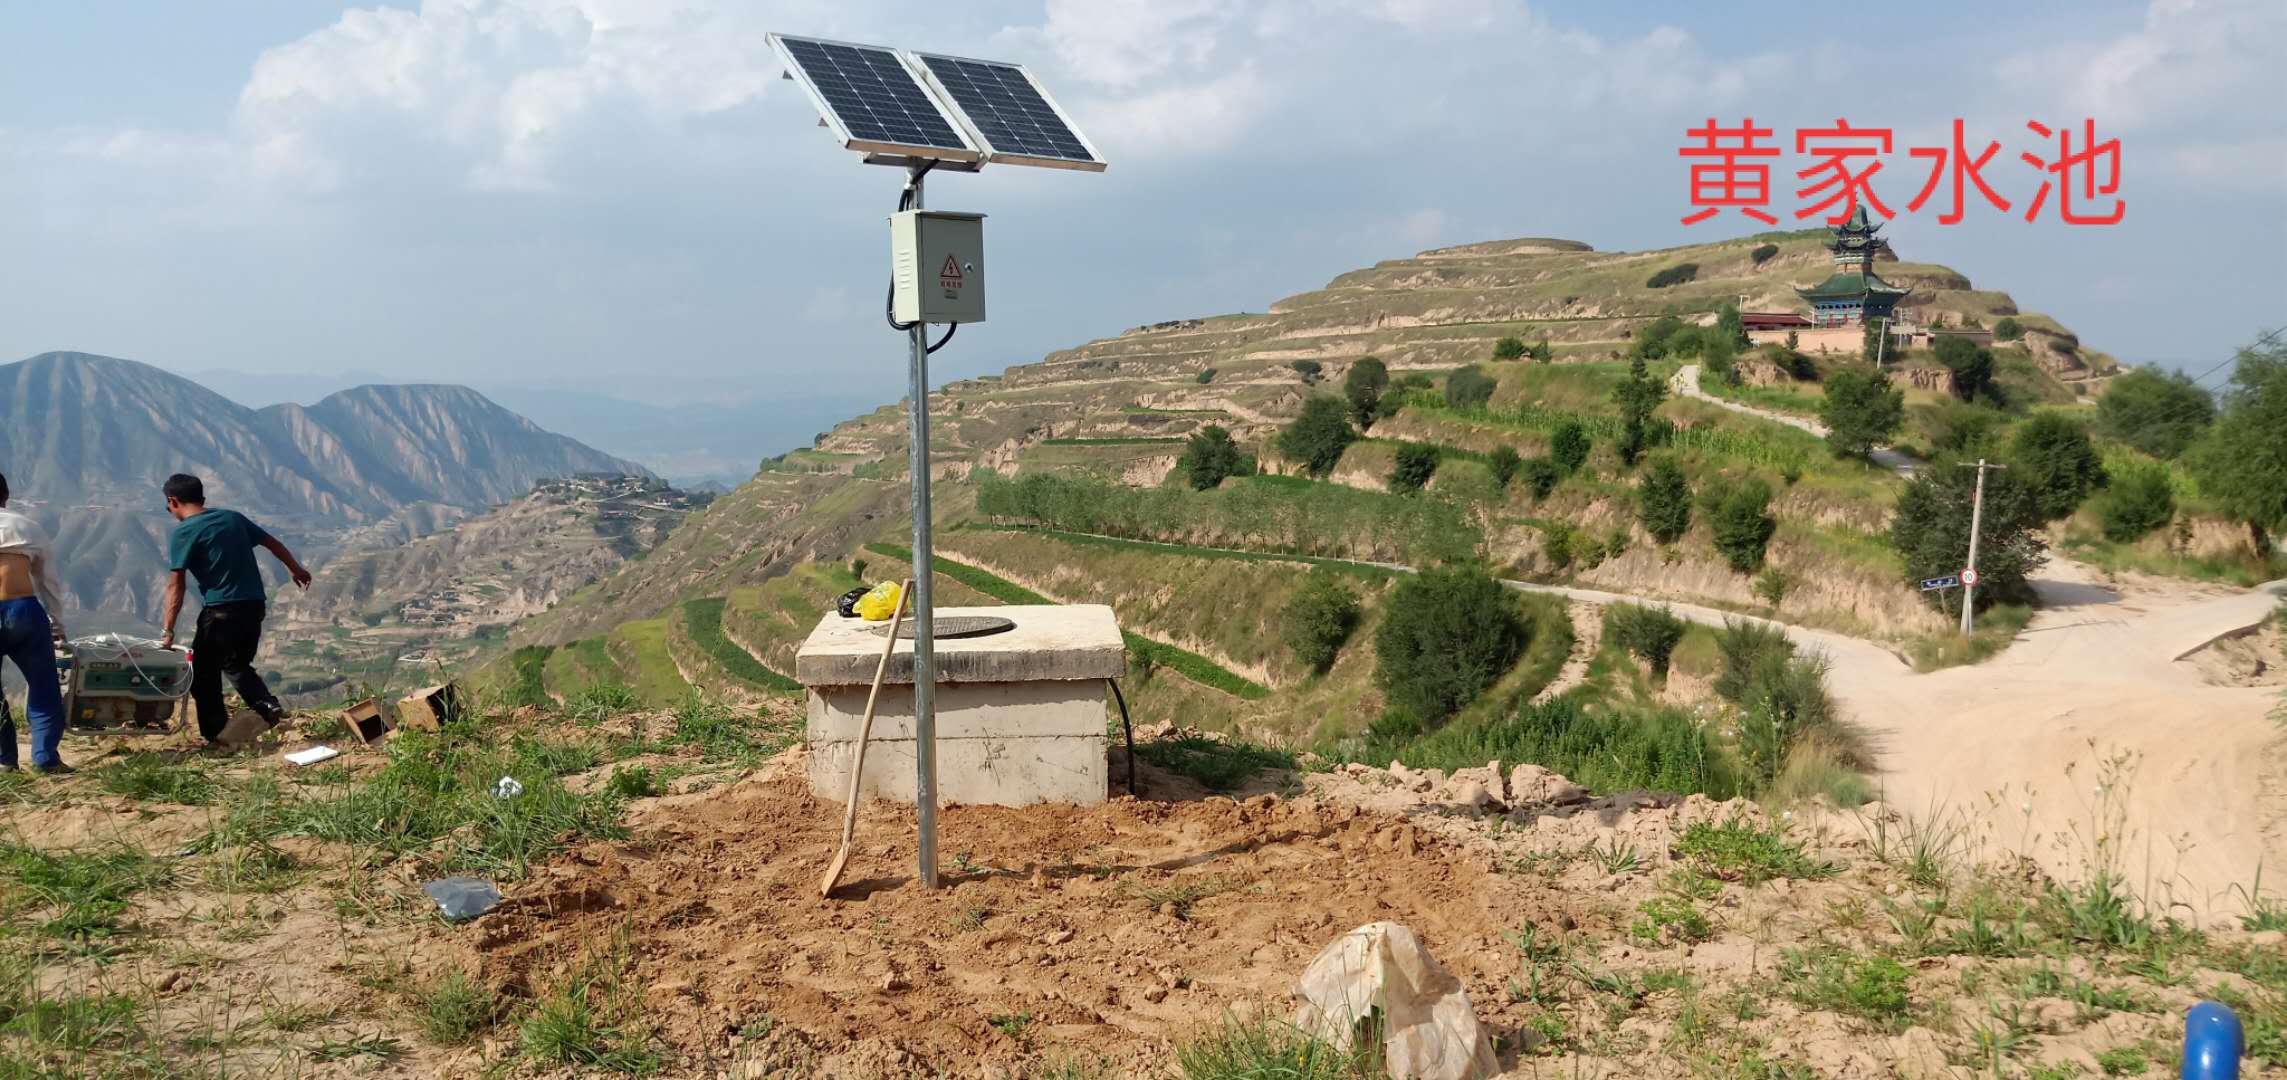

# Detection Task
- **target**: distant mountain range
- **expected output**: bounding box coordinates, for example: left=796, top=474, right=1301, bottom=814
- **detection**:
left=0, top=351, right=648, bottom=628
left=182, top=367, right=879, bottom=490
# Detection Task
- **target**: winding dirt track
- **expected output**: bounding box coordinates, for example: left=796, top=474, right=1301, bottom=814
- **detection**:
left=1664, top=363, right=2287, bottom=915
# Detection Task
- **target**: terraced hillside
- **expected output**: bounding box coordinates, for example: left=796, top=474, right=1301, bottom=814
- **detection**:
left=497, top=225, right=2236, bottom=745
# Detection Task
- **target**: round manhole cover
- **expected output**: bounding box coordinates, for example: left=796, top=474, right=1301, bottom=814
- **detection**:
left=877, top=615, right=1017, bottom=639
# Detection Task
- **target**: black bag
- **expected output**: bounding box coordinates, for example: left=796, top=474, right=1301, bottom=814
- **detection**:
left=836, top=586, right=871, bottom=618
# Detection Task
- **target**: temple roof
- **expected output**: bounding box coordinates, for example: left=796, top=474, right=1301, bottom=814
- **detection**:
left=1796, top=270, right=1910, bottom=301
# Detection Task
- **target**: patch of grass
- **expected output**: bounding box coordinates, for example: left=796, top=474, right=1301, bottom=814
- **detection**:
left=605, top=764, right=660, bottom=799
left=667, top=692, right=797, bottom=763
left=501, top=644, right=554, bottom=709
left=93, top=753, right=218, bottom=805
left=975, top=525, right=1402, bottom=582
left=1779, top=947, right=1912, bottom=1029
left=986, top=1011, right=1033, bottom=1040
left=1631, top=896, right=1713, bottom=944
left=1126, top=876, right=1239, bottom=920
left=681, top=597, right=801, bottom=692
left=1675, top=818, right=1835, bottom=884
left=1134, top=734, right=1295, bottom=791
left=1174, top=1012, right=1380, bottom=1079
left=2095, top=1039, right=2163, bottom=1075
left=280, top=729, right=624, bottom=880
left=519, top=942, right=661, bottom=1075
left=1394, top=695, right=1735, bottom=798
left=308, top=1031, right=405, bottom=1062
left=1905, top=602, right=2034, bottom=671
left=567, top=682, right=640, bottom=725
left=0, top=841, right=171, bottom=947
left=416, top=972, right=500, bottom=1046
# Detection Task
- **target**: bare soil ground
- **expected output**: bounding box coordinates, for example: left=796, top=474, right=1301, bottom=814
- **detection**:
left=6, top=712, right=2283, bottom=1078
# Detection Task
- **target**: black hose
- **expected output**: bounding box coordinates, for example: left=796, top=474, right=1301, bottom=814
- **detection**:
left=1107, top=678, right=1136, bottom=797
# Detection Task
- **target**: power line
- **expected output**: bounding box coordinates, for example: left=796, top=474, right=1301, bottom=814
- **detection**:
left=2188, top=327, right=2284, bottom=389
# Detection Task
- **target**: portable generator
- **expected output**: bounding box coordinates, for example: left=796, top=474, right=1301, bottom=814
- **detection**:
left=60, top=634, right=191, bottom=736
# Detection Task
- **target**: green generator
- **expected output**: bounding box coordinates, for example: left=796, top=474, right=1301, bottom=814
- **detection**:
left=60, top=635, right=191, bottom=736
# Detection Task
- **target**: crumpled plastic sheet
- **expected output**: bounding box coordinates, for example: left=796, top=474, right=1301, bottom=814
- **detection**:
left=1292, top=921, right=1500, bottom=1080
left=422, top=877, right=502, bottom=923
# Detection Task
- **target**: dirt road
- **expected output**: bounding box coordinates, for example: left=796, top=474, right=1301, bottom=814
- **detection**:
left=1668, top=362, right=2286, bottom=916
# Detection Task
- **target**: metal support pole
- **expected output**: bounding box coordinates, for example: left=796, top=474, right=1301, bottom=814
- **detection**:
left=1959, top=457, right=2000, bottom=637
left=904, top=166, right=940, bottom=890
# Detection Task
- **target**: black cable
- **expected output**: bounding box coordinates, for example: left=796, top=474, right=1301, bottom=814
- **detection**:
left=1107, top=678, right=1136, bottom=797
left=926, top=323, right=956, bottom=354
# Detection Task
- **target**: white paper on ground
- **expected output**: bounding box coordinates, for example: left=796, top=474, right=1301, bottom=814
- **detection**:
left=283, top=745, right=340, bottom=766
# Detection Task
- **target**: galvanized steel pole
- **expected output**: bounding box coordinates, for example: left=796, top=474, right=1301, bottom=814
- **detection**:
left=1959, top=458, right=2002, bottom=637
left=906, top=167, right=940, bottom=890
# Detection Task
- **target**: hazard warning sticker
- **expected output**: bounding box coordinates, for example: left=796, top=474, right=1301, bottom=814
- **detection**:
left=938, top=254, right=964, bottom=289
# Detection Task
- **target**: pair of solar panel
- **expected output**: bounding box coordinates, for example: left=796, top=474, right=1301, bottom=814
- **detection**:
left=768, top=34, right=1105, bottom=172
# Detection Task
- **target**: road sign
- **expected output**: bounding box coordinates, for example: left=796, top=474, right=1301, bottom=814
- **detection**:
left=1919, top=575, right=1959, bottom=591
left=1960, top=567, right=1980, bottom=586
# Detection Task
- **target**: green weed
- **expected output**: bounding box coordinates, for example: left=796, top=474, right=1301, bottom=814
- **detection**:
left=93, top=754, right=218, bottom=805
left=416, top=971, right=500, bottom=1045
left=1675, top=818, right=1834, bottom=883
left=1779, top=947, right=1912, bottom=1029
left=1134, top=734, right=1294, bottom=792
left=1174, top=1012, right=1381, bottom=1079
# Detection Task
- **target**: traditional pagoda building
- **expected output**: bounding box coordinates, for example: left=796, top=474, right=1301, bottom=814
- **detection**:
left=1796, top=205, right=1909, bottom=327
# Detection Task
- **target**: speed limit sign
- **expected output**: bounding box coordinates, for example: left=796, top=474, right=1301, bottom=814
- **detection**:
left=1960, top=567, right=1980, bottom=586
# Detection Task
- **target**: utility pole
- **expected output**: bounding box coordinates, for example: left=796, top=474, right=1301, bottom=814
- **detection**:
left=1959, top=458, right=2005, bottom=636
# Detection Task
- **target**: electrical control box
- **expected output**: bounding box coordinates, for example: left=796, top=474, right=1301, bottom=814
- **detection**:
left=890, top=210, right=986, bottom=324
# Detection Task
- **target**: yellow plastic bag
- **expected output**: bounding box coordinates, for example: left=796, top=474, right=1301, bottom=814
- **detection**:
left=854, top=581, right=905, bottom=622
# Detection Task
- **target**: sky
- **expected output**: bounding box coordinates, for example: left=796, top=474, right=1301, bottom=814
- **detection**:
left=2, top=0, right=2281, bottom=408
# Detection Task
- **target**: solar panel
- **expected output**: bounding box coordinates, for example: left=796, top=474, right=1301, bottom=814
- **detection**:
left=914, top=53, right=1106, bottom=172
left=768, top=34, right=980, bottom=164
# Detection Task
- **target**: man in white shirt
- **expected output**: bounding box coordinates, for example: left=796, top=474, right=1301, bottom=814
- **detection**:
left=0, top=471, right=69, bottom=773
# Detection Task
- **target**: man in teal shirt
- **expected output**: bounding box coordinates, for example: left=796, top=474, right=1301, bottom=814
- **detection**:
left=158, top=474, right=311, bottom=745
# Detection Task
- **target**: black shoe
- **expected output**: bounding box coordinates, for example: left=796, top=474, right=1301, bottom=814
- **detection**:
left=32, top=762, right=73, bottom=776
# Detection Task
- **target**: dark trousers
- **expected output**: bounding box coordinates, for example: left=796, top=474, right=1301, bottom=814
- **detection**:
left=0, top=596, right=64, bottom=768
left=191, top=601, right=281, bottom=742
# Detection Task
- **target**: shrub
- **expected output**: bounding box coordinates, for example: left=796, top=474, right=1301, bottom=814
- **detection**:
left=1492, top=336, right=1526, bottom=361
left=1488, top=445, right=1522, bottom=488
left=1177, top=424, right=1254, bottom=491
left=1275, top=397, right=1356, bottom=477
left=1637, top=457, right=1692, bottom=543
left=1891, top=459, right=2047, bottom=609
left=1389, top=443, right=1441, bottom=494
left=1612, top=358, right=1667, bottom=466
left=1752, top=566, right=1792, bottom=609
left=2097, top=367, right=2214, bottom=459
left=1918, top=399, right=2004, bottom=454
left=1343, top=356, right=1388, bottom=430
left=1195, top=367, right=1216, bottom=384
left=2098, top=458, right=2175, bottom=541
left=1288, top=359, right=1323, bottom=381
left=1541, top=523, right=1574, bottom=570
left=1646, top=262, right=1699, bottom=289
left=1749, top=243, right=1779, bottom=265
left=1633, top=315, right=1688, bottom=360
left=1736, top=652, right=1835, bottom=787
left=1820, top=366, right=1905, bottom=460
left=1993, top=317, right=2023, bottom=342
left=1604, top=604, right=1687, bottom=676
left=1520, top=457, right=1561, bottom=500
left=1710, top=478, right=1776, bottom=572
left=1549, top=421, right=1590, bottom=475
left=2009, top=412, right=2106, bottom=521
left=1530, top=337, right=1553, bottom=363
left=2186, top=333, right=2287, bottom=538
left=1717, top=301, right=1748, bottom=348
left=1374, top=567, right=1528, bottom=722
left=1446, top=365, right=1498, bottom=409
left=1934, top=335, right=1995, bottom=402
left=1280, top=568, right=1361, bottom=673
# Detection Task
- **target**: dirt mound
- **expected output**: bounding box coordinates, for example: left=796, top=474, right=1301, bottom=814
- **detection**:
left=470, top=754, right=1533, bottom=1076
